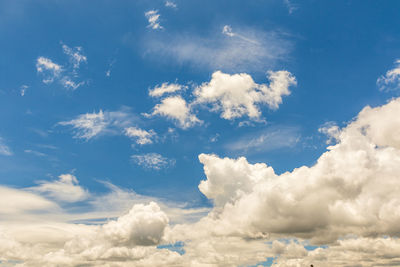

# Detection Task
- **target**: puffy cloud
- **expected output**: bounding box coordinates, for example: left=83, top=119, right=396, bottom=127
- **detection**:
left=194, top=97, right=400, bottom=244
left=0, top=137, right=12, bottom=156
left=318, top=121, right=340, bottom=144
left=131, top=153, right=175, bottom=170
left=149, top=82, right=184, bottom=98
left=193, top=70, right=296, bottom=120
left=125, top=127, right=156, bottom=145
left=150, top=96, right=202, bottom=129
left=29, top=174, right=89, bottom=203
left=145, top=10, right=163, bottom=30
left=377, top=59, right=400, bottom=92
left=59, top=108, right=137, bottom=140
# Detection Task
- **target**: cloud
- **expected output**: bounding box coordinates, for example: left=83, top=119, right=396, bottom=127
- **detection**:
left=36, top=57, right=62, bottom=84
left=125, top=127, right=156, bottom=145
left=377, top=59, right=400, bottom=92
left=131, top=153, right=175, bottom=170
left=195, top=97, right=400, bottom=244
left=142, top=26, right=292, bottom=72
left=29, top=174, right=89, bottom=203
left=165, top=1, right=177, bottom=9
left=227, top=126, right=300, bottom=153
left=145, top=10, right=163, bottom=30
left=283, top=0, right=298, bottom=14
left=61, top=43, right=87, bottom=70
left=24, top=149, right=47, bottom=157
left=149, top=82, right=185, bottom=98
left=318, top=121, right=340, bottom=144
left=3, top=96, right=400, bottom=266
left=149, top=96, right=202, bottom=129
left=0, top=137, right=12, bottom=156
left=20, top=84, right=29, bottom=96
left=59, top=108, right=137, bottom=140
left=193, top=70, right=296, bottom=120
left=36, top=43, right=87, bottom=90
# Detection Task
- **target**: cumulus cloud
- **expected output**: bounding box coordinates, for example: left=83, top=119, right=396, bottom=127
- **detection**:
left=149, top=96, right=202, bottom=129
left=125, top=127, right=156, bottom=145
left=131, top=153, right=175, bottom=170
left=193, top=70, right=296, bottom=120
left=145, top=10, right=163, bottom=30
left=195, top=97, right=400, bottom=244
left=29, top=174, right=89, bottom=203
left=377, top=59, right=400, bottom=92
left=59, top=108, right=137, bottom=140
left=149, top=82, right=185, bottom=98
left=2, top=97, right=400, bottom=266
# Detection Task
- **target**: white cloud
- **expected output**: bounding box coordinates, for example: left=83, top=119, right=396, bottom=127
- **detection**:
left=36, top=43, right=87, bottom=90
left=283, top=0, right=298, bottom=14
left=193, top=70, right=296, bottom=120
left=125, top=127, right=156, bottom=145
left=36, top=57, right=62, bottom=84
left=149, top=82, right=185, bottom=97
left=24, top=149, right=47, bottom=157
left=150, top=96, right=202, bottom=129
left=228, top=126, right=300, bottom=152
left=20, top=84, right=28, bottom=96
left=3, top=97, right=400, bottom=266
left=0, top=137, right=12, bottom=156
left=145, top=10, right=163, bottom=30
left=131, top=153, right=175, bottom=170
left=318, top=121, right=340, bottom=144
left=29, top=174, right=89, bottom=203
left=377, top=59, right=400, bottom=92
left=59, top=108, right=137, bottom=140
left=61, top=43, right=87, bottom=70
left=165, top=1, right=177, bottom=9
left=142, top=27, right=292, bottom=72
left=222, top=25, right=235, bottom=37
left=195, top=97, right=400, bottom=244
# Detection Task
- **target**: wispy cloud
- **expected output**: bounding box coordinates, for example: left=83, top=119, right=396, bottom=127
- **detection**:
left=227, top=126, right=301, bottom=153
left=36, top=43, right=87, bottom=90
left=145, top=10, right=163, bottom=30
left=131, top=153, right=175, bottom=170
left=58, top=108, right=138, bottom=140
left=165, top=1, right=177, bottom=9
left=142, top=26, right=292, bottom=72
left=125, top=126, right=156, bottom=145
left=377, top=59, right=400, bottom=92
left=0, top=137, right=12, bottom=156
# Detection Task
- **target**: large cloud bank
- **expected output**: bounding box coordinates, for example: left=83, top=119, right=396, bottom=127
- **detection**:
left=2, top=97, right=400, bottom=266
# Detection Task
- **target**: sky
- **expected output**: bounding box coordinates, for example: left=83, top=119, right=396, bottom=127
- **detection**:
left=1, top=0, right=400, bottom=266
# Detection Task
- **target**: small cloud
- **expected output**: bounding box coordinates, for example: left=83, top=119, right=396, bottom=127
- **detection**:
left=377, top=59, right=400, bottom=92
left=222, top=25, right=235, bottom=37
left=58, top=108, right=138, bottom=140
left=318, top=121, right=341, bottom=144
left=24, top=149, right=47, bottom=157
left=165, top=1, right=177, bottom=9
left=36, top=42, right=87, bottom=90
left=145, top=10, right=163, bottom=30
left=148, top=95, right=202, bottom=129
left=149, top=82, right=185, bottom=97
left=131, top=153, right=175, bottom=170
left=0, top=137, right=12, bottom=156
left=283, top=0, right=298, bottom=14
left=20, top=85, right=29, bottom=96
left=125, top=127, right=156, bottom=145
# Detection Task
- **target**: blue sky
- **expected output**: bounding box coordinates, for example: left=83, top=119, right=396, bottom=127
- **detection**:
left=1, top=1, right=400, bottom=266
